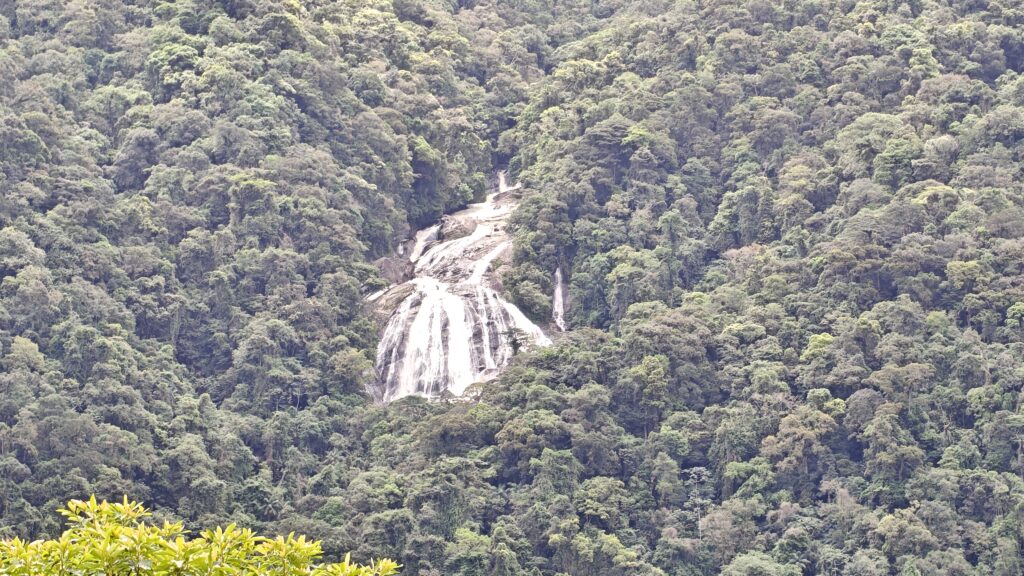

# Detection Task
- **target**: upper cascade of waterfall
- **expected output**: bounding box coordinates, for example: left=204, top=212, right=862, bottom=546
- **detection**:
left=371, top=172, right=551, bottom=402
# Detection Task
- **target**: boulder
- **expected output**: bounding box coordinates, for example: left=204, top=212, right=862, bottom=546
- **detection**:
left=439, top=215, right=477, bottom=241
left=374, top=255, right=413, bottom=284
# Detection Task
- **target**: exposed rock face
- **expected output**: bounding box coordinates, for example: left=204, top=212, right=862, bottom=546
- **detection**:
left=373, top=255, right=414, bottom=285
left=370, top=173, right=551, bottom=402
left=439, top=214, right=477, bottom=241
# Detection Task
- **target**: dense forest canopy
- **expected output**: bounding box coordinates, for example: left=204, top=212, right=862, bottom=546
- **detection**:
left=2, top=0, right=1024, bottom=574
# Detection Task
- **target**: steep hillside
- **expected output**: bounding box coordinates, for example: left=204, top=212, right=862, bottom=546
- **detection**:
left=0, top=0, right=558, bottom=535
left=3, top=0, right=1024, bottom=575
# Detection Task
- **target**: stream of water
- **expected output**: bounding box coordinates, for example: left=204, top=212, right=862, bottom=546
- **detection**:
left=371, top=173, right=552, bottom=402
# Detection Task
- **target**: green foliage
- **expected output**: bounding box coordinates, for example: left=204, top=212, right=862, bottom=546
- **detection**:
left=0, top=497, right=399, bottom=576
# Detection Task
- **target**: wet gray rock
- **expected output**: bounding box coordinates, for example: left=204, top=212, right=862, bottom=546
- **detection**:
left=439, top=214, right=477, bottom=241
left=374, top=255, right=413, bottom=285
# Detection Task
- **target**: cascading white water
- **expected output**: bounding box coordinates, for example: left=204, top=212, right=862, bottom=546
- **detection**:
left=552, top=267, right=567, bottom=331
left=372, top=173, right=552, bottom=402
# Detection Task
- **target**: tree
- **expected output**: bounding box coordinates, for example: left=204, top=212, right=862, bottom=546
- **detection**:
left=720, top=551, right=801, bottom=576
left=761, top=405, right=837, bottom=498
left=0, top=497, right=399, bottom=575
left=575, top=476, right=629, bottom=531
left=618, top=354, right=671, bottom=435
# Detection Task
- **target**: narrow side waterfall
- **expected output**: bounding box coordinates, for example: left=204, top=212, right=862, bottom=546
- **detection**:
left=552, top=267, right=567, bottom=331
left=372, top=173, right=552, bottom=402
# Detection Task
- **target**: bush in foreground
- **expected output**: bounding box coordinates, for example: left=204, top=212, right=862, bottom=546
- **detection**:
left=0, top=497, right=399, bottom=575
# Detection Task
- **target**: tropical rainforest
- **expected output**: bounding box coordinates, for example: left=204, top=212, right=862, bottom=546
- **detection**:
left=2, top=0, right=1024, bottom=574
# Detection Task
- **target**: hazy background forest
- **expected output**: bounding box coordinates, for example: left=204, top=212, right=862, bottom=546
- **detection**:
left=2, top=0, right=1024, bottom=574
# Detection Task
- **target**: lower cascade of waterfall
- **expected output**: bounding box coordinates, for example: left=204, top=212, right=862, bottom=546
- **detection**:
left=371, top=173, right=552, bottom=402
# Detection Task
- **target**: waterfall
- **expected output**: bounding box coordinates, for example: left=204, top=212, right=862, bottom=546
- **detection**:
left=552, top=267, right=567, bottom=331
left=371, top=172, right=551, bottom=402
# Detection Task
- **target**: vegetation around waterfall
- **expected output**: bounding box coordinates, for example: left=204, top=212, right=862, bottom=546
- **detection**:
left=2, top=0, right=1024, bottom=575
left=0, top=497, right=400, bottom=575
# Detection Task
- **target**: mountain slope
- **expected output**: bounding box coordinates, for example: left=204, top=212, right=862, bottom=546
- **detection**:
left=2, top=0, right=1024, bottom=574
